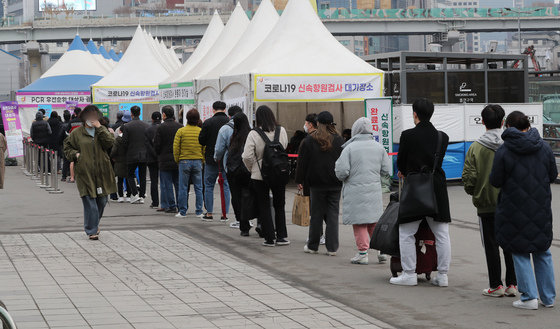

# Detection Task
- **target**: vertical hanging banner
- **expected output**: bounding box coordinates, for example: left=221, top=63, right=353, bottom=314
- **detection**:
left=96, top=104, right=110, bottom=118
left=1, top=102, right=24, bottom=157
left=65, top=101, right=79, bottom=114
left=365, top=97, right=393, bottom=173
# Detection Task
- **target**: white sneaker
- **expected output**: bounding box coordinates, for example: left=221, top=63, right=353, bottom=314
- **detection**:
left=124, top=197, right=130, bottom=202
left=129, top=195, right=141, bottom=204
left=351, top=253, right=369, bottom=265
left=505, top=285, right=518, bottom=297
left=377, top=251, right=387, bottom=263
left=175, top=213, right=187, bottom=218
left=513, top=299, right=538, bottom=310
left=138, top=197, right=145, bottom=204
left=539, top=300, right=554, bottom=308
left=431, top=273, right=449, bottom=287
left=304, top=245, right=318, bottom=254
left=390, top=273, right=418, bottom=286
left=195, top=214, right=204, bottom=218
left=325, top=251, right=337, bottom=256
left=320, top=235, right=326, bottom=245
left=229, top=221, right=240, bottom=229
left=117, top=197, right=124, bottom=203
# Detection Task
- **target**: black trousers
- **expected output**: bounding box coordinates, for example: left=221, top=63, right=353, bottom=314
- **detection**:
left=252, top=179, right=287, bottom=242
left=117, top=177, right=131, bottom=198
left=61, top=157, right=70, bottom=179
left=228, top=172, right=253, bottom=233
left=148, top=162, right=159, bottom=207
left=127, top=162, right=147, bottom=198
left=479, top=213, right=517, bottom=288
left=308, top=188, right=341, bottom=253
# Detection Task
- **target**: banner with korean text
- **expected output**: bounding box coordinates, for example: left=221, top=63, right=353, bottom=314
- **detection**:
left=159, top=82, right=195, bottom=105
left=0, top=101, right=24, bottom=157
left=254, top=73, right=383, bottom=102
left=365, top=97, right=393, bottom=174
left=92, top=86, right=160, bottom=104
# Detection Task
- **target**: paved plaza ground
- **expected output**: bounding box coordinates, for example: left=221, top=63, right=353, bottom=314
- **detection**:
left=1, top=166, right=559, bottom=329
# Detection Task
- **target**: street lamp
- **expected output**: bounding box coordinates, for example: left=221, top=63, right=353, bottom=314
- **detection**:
left=504, top=8, right=543, bottom=54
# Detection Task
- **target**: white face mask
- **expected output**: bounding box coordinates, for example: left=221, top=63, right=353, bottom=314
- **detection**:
left=303, top=124, right=308, bottom=133
left=85, top=120, right=93, bottom=127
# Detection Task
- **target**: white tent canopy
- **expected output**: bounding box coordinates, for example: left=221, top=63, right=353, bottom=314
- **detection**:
left=222, top=0, right=383, bottom=103
left=159, top=10, right=224, bottom=105
left=92, top=26, right=177, bottom=104
left=197, top=0, right=279, bottom=114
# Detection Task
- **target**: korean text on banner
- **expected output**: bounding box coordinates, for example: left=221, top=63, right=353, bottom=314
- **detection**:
left=0, top=102, right=24, bottom=157
left=365, top=97, right=393, bottom=174
left=198, top=101, right=214, bottom=122
left=254, top=74, right=383, bottom=102
left=93, top=86, right=160, bottom=104
left=159, top=82, right=195, bottom=105
left=16, top=92, right=91, bottom=105
left=97, top=104, right=110, bottom=118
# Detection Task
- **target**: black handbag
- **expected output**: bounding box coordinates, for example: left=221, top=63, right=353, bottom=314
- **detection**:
left=370, top=192, right=401, bottom=257
left=398, top=131, right=443, bottom=221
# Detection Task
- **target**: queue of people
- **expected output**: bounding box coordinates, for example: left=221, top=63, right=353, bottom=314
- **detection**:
left=30, top=96, right=554, bottom=311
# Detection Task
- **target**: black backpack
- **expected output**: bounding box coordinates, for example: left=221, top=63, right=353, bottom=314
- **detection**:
left=255, top=126, right=290, bottom=187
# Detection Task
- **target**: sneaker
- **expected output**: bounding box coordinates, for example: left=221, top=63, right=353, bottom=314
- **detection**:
left=138, top=197, right=145, bottom=204
left=220, top=216, right=229, bottom=222
left=124, top=197, right=130, bottom=202
left=304, top=245, right=318, bottom=254
left=240, top=231, right=250, bottom=237
left=202, top=214, right=213, bottom=222
left=150, top=204, right=158, bottom=209
left=390, top=273, right=418, bottom=286
left=129, top=195, right=141, bottom=204
left=326, top=251, right=337, bottom=256
left=377, top=251, right=387, bottom=263
left=262, top=241, right=275, bottom=247
left=276, top=238, right=290, bottom=246
left=539, top=300, right=554, bottom=308
left=195, top=213, right=204, bottom=218
left=117, top=197, right=125, bottom=203
left=165, top=208, right=177, bottom=213
left=320, top=235, right=326, bottom=245
left=513, top=299, right=538, bottom=310
left=505, top=285, right=518, bottom=297
left=230, top=221, right=240, bottom=229
left=431, top=273, right=449, bottom=287
left=351, top=252, right=369, bottom=265
left=175, top=213, right=187, bottom=218
left=483, top=285, right=505, bottom=297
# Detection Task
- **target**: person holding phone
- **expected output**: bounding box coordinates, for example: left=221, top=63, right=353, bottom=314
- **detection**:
left=64, top=105, right=117, bottom=240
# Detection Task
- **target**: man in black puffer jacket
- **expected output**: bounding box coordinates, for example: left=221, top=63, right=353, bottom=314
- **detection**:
left=30, top=111, right=52, bottom=147
left=490, top=111, right=558, bottom=310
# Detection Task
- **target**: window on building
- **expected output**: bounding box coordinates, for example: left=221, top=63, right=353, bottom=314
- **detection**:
left=56, top=42, right=63, bottom=47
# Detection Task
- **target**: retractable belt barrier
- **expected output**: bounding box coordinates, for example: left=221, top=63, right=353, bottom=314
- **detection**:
left=21, top=139, right=64, bottom=194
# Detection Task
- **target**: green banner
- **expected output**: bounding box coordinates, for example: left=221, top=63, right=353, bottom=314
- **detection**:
left=97, top=104, right=110, bottom=118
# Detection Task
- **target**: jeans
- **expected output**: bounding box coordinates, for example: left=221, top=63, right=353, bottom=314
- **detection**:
left=252, top=179, right=287, bottom=243
left=512, top=250, right=556, bottom=306
left=203, top=163, right=230, bottom=215
left=160, top=169, right=179, bottom=210
left=81, top=195, right=107, bottom=235
left=127, top=162, right=147, bottom=197
left=148, top=162, right=159, bottom=207
left=399, top=218, right=451, bottom=275
left=178, top=160, right=203, bottom=216
left=353, top=223, right=376, bottom=252
left=308, top=188, right=341, bottom=252
left=479, top=213, right=516, bottom=288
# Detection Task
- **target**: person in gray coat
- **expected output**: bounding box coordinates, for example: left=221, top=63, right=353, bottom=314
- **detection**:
left=335, top=117, right=391, bottom=265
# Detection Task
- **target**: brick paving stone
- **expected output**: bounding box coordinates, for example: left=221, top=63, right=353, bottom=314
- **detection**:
left=0, top=229, right=391, bottom=329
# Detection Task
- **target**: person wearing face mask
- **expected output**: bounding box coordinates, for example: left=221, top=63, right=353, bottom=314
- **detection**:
left=303, top=113, right=318, bottom=135
left=64, top=105, right=117, bottom=240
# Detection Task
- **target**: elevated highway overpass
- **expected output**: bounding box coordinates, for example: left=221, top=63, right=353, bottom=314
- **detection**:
left=0, top=7, right=559, bottom=44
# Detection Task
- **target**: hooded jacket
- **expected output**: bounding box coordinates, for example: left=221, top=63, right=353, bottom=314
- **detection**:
left=30, top=112, right=52, bottom=146
left=462, top=128, right=503, bottom=214
left=490, top=127, right=557, bottom=253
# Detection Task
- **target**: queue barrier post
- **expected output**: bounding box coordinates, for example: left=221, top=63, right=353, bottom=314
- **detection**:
left=21, top=139, right=27, bottom=173
left=48, top=150, right=64, bottom=194
left=32, top=145, right=41, bottom=181
left=39, top=147, right=49, bottom=188
left=45, top=150, right=55, bottom=191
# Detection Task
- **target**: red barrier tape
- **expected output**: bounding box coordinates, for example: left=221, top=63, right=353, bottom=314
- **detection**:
left=288, top=152, right=398, bottom=158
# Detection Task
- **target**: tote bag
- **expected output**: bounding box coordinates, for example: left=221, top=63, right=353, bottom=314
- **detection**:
left=398, top=131, right=443, bottom=221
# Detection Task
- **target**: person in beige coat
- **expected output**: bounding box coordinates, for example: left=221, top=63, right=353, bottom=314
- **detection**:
left=242, top=105, right=288, bottom=247
left=0, top=132, right=6, bottom=189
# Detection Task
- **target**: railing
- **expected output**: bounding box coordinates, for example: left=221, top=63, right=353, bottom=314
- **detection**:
left=1, top=7, right=559, bottom=28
